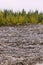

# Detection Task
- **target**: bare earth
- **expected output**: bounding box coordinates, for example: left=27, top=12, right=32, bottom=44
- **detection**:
left=0, top=24, right=43, bottom=65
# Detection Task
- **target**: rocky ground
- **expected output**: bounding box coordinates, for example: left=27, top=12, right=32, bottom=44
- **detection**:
left=0, top=24, right=43, bottom=65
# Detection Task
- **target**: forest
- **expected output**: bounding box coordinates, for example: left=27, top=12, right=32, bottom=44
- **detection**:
left=0, top=9, right=43, bottom=26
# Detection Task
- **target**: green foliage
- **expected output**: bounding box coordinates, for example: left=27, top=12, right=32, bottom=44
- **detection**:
left=0, top=9, right=43, bottom=26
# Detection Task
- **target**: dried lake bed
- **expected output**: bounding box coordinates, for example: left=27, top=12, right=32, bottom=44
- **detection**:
left=0, top=25, right=43, bottom=65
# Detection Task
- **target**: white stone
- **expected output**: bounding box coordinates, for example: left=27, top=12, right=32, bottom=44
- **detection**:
left=36, top=63, right=43, bottom=65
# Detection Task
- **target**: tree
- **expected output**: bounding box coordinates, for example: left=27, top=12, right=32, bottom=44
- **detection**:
left=0, top=9, right=43, bottom=26
left=21, top=9, right=26, bottom=16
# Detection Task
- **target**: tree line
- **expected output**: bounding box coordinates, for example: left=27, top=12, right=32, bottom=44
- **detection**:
left=0, top=9, right=43, bottom=26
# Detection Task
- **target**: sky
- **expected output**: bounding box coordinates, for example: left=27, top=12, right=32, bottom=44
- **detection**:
left=0, top=0, right=43, bottom=12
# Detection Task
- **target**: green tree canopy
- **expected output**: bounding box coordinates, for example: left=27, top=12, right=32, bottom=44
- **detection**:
left=0, top=9, right=43, bottom=26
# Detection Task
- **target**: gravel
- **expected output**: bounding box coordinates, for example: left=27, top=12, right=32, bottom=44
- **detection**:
left=0, top=24, right=43, bottom=65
